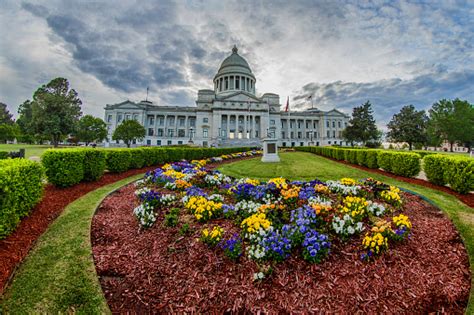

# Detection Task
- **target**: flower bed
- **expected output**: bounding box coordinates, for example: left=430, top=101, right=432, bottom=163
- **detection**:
left=92, top=157, right=470, bottom=313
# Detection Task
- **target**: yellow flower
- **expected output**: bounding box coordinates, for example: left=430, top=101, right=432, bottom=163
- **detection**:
left=268, top=177, right=288, bottom=189
left=241, top=213, right=272, bottom=234
left=340, top=178, right=357, bottom=186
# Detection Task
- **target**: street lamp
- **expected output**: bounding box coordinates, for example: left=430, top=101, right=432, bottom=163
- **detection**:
left=188, top=127, right=194, bottom=144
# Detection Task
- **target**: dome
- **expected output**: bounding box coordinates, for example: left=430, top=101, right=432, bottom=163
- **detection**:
left=215, top=45, right=255, bottom=79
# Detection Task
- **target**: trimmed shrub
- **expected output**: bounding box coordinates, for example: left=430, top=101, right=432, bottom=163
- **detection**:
left=106, top=149, right=131, bottom=173
left=83, top=149, right=106, bottom=181
left=42, top=149, right=85, bottom=187
left=424, top=155, right=448, bottom=186
left=365, top=150, right=379, bottom=169
left=129, top=149, right=145, bottom=169
left=377, top=151, right=393, bottom=173
left=390, top=152, right=421, bottom=177
left=445, top=158, right=474, bottom=194
left=356, top=150, right=367, bottom=166
left=0, top=159, right=44, bottom=239
left=0, top=151, right=9, bottom=160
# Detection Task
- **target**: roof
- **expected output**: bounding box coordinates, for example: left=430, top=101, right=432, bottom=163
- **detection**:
left=215, top=45, right=255, bottom=79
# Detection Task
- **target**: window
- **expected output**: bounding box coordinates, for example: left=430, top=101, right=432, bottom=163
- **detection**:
left=338, top=121, right=341, bottom=128
left=326, top=121, right=329, bottom=128
left=281, top=131, right=285, bottom=138
left=225, top=77, right=229, bottom=89
left=282, top=142, right=286, bottom=147
left=167, top=140, right=172, bottom=145
left=235, top=76, right=240, bottom=89
left=230, top=76, right=234, bottom=89
left=328, top=141, right=331, bottom=144
left=148, top=116, right=154, bottom=126
left=298, top=122, right=301, bottom=128
left=117, top=114, right=123, bottom=123
left=290, top=131, right=294, bottom=138
left=306, top=121, right=310, bottom=128
left=290, top=122, right=294, bottom=128
left=255, top=130, right=259, bottom=137
left=148, top=128, right=154, bottom=136
left=203, top=141, right=208, bottom=147
left=178, top=141, right=183, bottom=145
left=179, top=118, right=185, bottom=127
left=133, top=114, right=138, bottom=121
left=126, top=114, right=131, bottom=120
left=146, top=139, right=151, bottom=145
left=270, top=119, right=275, bottom=125
left=178, top=129, right=185, bottom=137
left=157, top=140, right=161, bottom=145
left=203, top=117, right=209, bottom=123
left=333, top=130, right=336, bottom=138
left=327, top=130, right=330, bottom=138
left=300, top=142, right=304, bottom=146
left=168, top=129, right=174, bottom=137
left=332, top=121, right=335, bottom=128
left=298, top=132, right=302, bottom=139
left=158, top=117, right=164, bottom=126
left=169, top=117, right=175, bottom=125
left=345, top=122, right=348, bottom=127
left=107, top=115, right=112, bottom=123
left=203, top=128, right=208, bottom=138
left=190, top=118, right=196, bottom=127
left=316, top=142, right=320, bottom=146
left=157, top=129, right=163, bottom=137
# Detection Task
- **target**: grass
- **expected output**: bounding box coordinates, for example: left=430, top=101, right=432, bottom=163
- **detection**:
left=0, top=174, right=144, bottom=314
left=0, top=144, right=55, bottom=159
left=219, top=152, right=474, bottom=313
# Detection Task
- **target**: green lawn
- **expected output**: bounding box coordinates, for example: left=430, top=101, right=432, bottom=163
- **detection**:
left=0, top=174, right=144, bottom=314
left=0, top=144, right=55, bottom=159
left=219, top=152, right=474, bottom=313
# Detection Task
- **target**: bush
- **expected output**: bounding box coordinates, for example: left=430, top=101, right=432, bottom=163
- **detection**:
left=129, top=149, right=145, bottom=169
left=83, top=149, right=106, bottom=181
left=390, top=152, right=421, bottom=177
left=140, top=148, right=155, bottom=167
left=0, top=159, right=44, bottom=239
left=106, top=150, right=131, bottom=173
left=365, top=150, right=379, bottom=169
left=356, top=150, right=367, bottom=166
left=42, top=149, right=85, bottom=187
left=0, top=151, right=9, bottom=159
left=377, top=151, right=393, bottom=173
left=423, top=155, right=448, bottom=186
left=445, top=158, right=474, bottom=194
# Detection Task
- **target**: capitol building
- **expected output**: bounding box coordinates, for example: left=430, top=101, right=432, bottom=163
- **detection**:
left=104, top=46, right=349, bottom=148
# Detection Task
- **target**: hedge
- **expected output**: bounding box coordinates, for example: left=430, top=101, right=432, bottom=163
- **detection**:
left=389, top=152, right=421, bottom=178
left=424, top=155, right=448, bottom=186
left=0, top=151, right=9, bottom=160
left=83, top=149, right=106, bottom=181
left=129, top=149, right=145, bottom=169
left=365, top=150, right=379, bottom=169
left=0, top=159, right=44, bottom=239
left=42, top=149, right=86, bottom=187
left=105, top=149, right=132, bottom=173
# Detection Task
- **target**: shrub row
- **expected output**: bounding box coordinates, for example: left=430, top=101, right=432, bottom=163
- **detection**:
left=0, top=151, right=9, bottom=160
left=42, top=146, right=252, bottom=187
left=0, top=159, right=44, bottom=239
left=424, top=155, right=473, bottom=194
left=296, top=146, right=421, bottom=178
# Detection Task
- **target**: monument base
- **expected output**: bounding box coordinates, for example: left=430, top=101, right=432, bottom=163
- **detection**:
left=261, top=154, right=280, bottom=162
left=261, top=138, right=280, bottom=163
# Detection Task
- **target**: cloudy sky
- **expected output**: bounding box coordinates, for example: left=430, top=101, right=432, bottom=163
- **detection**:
left=0, top=0, right=473, bottom=128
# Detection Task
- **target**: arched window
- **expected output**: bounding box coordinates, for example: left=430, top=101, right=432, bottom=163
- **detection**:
left=225, top=77, right=229, bottom=90
left=235, top=76, right=240, bottom=89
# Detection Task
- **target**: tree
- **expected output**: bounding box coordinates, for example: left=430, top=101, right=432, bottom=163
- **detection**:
left=0, top=123, right=19, bottom=143
left=16, top=100, right=37, bottom=144
left=75, top=115, right=107, bottom=145
left=30, top=78, right=82, bottom=147
left=112, top=119, right=145, bottom=148
left=428, top=98, right=474, bottom=152
left=342, top=101, right=380, bottom=146
left=0, top=102, right=14, bottom=124
left=386, top=105, right=428, bottom=150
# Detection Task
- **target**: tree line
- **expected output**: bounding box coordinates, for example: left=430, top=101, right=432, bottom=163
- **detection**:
left=0, top=77, right=146, bottom=147
left=342, top=99, right=473, bottom=152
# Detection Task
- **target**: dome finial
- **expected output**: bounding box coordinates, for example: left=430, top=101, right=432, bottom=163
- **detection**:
left=232, top=45, right=238, bottom=54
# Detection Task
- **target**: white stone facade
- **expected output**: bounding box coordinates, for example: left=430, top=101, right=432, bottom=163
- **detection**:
left=104, top=46, right=349, bottom=148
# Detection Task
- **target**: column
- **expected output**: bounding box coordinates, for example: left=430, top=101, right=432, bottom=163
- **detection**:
left=226, top=115, right=230, bottom=139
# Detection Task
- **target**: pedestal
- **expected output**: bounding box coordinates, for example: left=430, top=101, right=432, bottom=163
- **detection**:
left=261, top=138, right=280, bottom=163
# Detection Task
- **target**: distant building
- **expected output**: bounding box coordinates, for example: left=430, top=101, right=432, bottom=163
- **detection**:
left=104, top=46, right=349, bottom=147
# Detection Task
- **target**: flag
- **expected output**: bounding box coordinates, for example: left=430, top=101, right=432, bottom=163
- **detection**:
left=285, top=96, right=289, bottom=112
left=307, top=95, right=312, bottom=100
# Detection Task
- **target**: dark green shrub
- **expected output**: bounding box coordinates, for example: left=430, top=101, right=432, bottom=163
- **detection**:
left=391, top=152, right=421, bottom=177
left=356, top=150, right=367, bottom=166
left=445, top=158, right=474, bottom=194
left=0, top=159, right=44, bottom=239
left=0, top=151, right=9, bottom=159
left=42, top=149, right=85, bottom=187
left=129, top=149, right=145, bottom=169
left=423, top=155, right=448, bottom=185
left=83, top=149, right=106, bottom=181
left=365, top=150, right=379, bottom=169
left=377, top=151, right=393, bottom=172
left=105, top=149, right=131, bottom=173
left=140, top=148, right=155, bottom=166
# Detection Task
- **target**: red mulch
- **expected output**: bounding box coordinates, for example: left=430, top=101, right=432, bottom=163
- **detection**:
left=0, top=156, right=255, bottom=295
left=325, top=157, right=474, bottom=208
left=92, top=185, right=471, bottom=313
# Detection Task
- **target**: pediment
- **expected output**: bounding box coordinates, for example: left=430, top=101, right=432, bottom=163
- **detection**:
left=218, top=92, right=262, bottom=103
left=107, top=100, right=146, bottom=110
left=327, top=109, right=348, bottom=117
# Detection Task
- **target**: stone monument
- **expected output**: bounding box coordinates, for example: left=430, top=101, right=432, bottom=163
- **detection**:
left=261, top=138, right=280, bottom=162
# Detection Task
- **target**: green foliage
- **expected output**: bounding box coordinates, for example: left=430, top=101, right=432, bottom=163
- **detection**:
left=30, top=78, right=82, bottom=147
left=356, top=150, right=367, bottom=166
left=105, top=149, right=131, bottom=173
left=0, top=151, right=9, bottom=159
left=387, top=105, right=428, bottom=150
left=0, top=159, right=44, bottom=239
left=0, top=123, right=19, bottom=143
left=42, top=149, right=85, bottom=187
left=377, top=151, right=393, bottom=173
left=112, top=120, right=145, bottom=148
left=444, top=158, right=474, bottom=194
left=129, top=149, right=145, bottom=169
left=390, top=152, right=421, bottom=177
left=75, top=115, right=107, bottom=145
left=82, top=149, right=106, bottom=181
left=365, top=150, right=379, bottom=169
left=164, top=208, right=180, bottom=227
left=423, top=155, right=448, bottom=186
left=0, top=102, right=14, bottom=125
left=342, top=101, right=380, bottom=145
